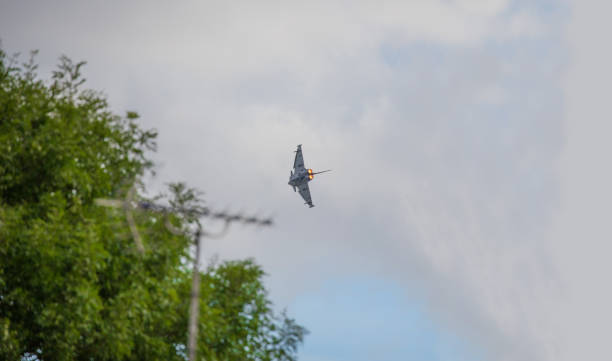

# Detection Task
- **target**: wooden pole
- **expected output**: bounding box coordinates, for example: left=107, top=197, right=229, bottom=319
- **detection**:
left=187, top=230, right=202, bottom=361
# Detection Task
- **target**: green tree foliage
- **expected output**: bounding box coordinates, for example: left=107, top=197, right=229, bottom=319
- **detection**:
left=0, top=49, right=306, bottom=361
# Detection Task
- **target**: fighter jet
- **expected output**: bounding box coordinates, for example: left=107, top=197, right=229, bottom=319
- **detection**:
left=288, top=144, right=331, bottom=208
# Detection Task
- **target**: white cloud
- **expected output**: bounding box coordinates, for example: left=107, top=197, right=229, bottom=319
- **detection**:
left=1, top=0, right=522, bottom=79
left=549, top=0, right=612, bottom=359
left=505, top=10, right=547, bottom=38
left=475, top=84, right=508, bottom=105
left=0, top=1, right=573, bottom=360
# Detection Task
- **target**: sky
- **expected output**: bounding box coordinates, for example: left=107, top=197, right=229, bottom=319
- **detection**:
left=1, top=0, right=611, bottom=360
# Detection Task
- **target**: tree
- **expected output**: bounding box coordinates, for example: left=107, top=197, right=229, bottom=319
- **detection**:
left=0, top=49, right=306, bottom=361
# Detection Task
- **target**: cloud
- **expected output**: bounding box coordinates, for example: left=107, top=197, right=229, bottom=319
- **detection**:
left=184, top=34, right=562, bottom=361
left=549, top=0, right=612, bottom=359
left=0, top=1, right=572, bottom=360
left=2, top=0, right=541, bottom=78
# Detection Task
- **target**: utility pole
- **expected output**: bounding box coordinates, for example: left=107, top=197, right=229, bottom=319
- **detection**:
left=95, top=190, right=273, bottom=361
left=187, top=229, right=202, bottom=361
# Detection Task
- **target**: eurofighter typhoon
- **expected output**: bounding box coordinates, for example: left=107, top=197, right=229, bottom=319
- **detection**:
left=288, top=144, right=331, bottom=208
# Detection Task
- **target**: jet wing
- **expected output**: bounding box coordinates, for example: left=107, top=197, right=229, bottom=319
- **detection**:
left=293, top=144, right=305, bottom=170
left=298, top=183, right=314, bottom=208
